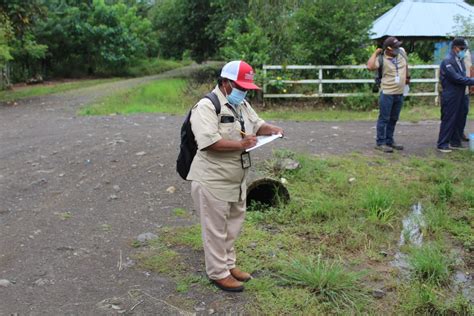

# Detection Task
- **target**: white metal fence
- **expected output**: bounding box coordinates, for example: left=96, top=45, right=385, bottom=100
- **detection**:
left=262, top=64, right=439, bottom=98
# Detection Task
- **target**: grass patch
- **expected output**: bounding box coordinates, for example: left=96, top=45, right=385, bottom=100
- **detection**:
left=172, top=207, right=189, bottom=218
left=259, top=103, right=444, bottom=122
left=160, top=225, right=202, bottom=251
left=126, top=58, right=191, bottom=77
left=0, top=78, right=119, bottom=102
left=79, top=78, right=198, bottom=116
left=399, top=283, right=473, bottom=315
left=133, top=150, right=473, bottom=314
left=278, top=255, right=369, bottom=311
left=408, top=243, right=453, bottom=285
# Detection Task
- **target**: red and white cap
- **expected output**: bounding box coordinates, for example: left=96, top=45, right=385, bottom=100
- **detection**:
left=220, top=60, right=261, bottom=90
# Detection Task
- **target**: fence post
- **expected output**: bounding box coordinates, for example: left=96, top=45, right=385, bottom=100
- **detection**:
left=263, top=66, right=267, bottom=94
left=262, top=66, right=267, bottom=107
left=318, top=67, right=323, bottom=96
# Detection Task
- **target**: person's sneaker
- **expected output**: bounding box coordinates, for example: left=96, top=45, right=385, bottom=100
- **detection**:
left=375, top=145, right=394, bottom=153
left=211, top=275, right=244, bottom=292
left=230, top=268, right=252, bottom=282
left=387, top=143, right=404, bottom=150
left=461, top=134, right=469, bottom=142
left=449, top=144, right=467, bottom=150
left=437, top=147, right=452, bottom=153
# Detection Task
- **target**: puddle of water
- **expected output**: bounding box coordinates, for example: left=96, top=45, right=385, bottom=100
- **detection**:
left=453, top=271, right=474, bottom=304
left=391, top=203, right=474, bottom=303
left=391, top=203, right=425, bottom=279
left=398, top=202, right=425, bottom=247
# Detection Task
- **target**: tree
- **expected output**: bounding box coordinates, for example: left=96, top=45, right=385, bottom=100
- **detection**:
left=36, top=0, right=154, bottom=76
left=219, top=17, right=271, bottom=67
left=291, top=0, right=390, bottom=65
left=0, top=0, right=47, bottom=81
left=0, top=13, right=13, bottom=68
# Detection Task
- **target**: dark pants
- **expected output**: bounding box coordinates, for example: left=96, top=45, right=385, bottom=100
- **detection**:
left=376, top=93, right=404, bottom=146
left=437, top=91, right=464, bottom=148
left=461, top=94, right=469, bottom=137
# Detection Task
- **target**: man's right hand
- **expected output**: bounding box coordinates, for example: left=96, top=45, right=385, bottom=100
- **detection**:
left=240, top=135, right=257, bottom=150
left=375, top=48, right=383, bottom=55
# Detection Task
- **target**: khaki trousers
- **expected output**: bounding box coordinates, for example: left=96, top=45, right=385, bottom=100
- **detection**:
left=191, top=181, right=246, bottom=280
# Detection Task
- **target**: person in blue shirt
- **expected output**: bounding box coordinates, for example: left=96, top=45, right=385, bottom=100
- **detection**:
left=437, top=38, right=474, bottom=152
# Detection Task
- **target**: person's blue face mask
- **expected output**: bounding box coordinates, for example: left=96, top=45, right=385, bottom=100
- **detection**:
left=457, top=49, right=466, bottom=59
left=226, top=84, right=247, bottom=106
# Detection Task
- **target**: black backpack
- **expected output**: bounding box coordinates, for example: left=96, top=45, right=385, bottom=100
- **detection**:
left=176, top=92, right=221, bottom=180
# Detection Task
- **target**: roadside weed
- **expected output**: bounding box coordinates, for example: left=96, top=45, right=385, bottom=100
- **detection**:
left=278, top=254, right=369, bottom=311
left=172, top=208, right=189, bottom=218
left=362, top=187, right=396, bottom=224
left=160, top=225, right=202, bottom=250
left=408, top=243, right=452, bottom=285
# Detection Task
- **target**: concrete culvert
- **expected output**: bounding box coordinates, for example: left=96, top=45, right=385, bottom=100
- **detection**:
left=246, top=177, right=290, bottom=208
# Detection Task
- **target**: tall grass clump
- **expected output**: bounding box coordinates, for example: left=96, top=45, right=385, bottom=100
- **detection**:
left=408, top=243, right=452, bottom=285
left=399, top=283, right=443, bottom=315
left=424, top=204, right=449, bottom=236
left=278, top=255, right=369, bottom=310
left=361, top=187, right=396, bottom=224
left=436, top=180, right=454, bottom=203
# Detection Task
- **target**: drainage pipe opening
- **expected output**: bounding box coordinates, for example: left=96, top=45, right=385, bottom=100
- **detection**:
left=246, top=178, right=290, bottom=208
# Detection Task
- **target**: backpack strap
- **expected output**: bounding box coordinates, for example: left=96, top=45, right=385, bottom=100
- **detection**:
left=377, top=53, right=384, bottom=80
left=377, top=50, right=408, bottom=78
left=204, top=92, right=221, bottom=115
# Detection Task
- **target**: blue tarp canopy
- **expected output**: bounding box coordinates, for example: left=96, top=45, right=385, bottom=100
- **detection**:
left=370, top=0, right=474, bottom=39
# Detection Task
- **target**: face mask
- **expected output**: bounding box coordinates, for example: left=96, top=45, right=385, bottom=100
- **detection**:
left=457, top=50, right=466, bottom=59
left=226, top=85, right=247, bottom=106
left=391, top=48, right=400, bottom=56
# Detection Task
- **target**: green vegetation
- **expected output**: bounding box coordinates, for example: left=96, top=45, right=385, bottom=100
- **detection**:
left=278, top=255, right=369, bottom=310
left=172, top=208, right=190, bottom=219
left=79, top=78, right=460, bottom=122
left=126, top=59, right=191, bottom=77
left=1, top=0, right=400, bottom=86
left=79, top=79, right=196, bottom=116
left=408, top=243, right=453, bottom=285
left=0, top=78, right=119, bottom=102
left=134, top=150, right=473, bottom=314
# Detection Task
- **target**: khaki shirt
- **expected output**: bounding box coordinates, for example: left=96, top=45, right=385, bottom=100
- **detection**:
left=187, top=86, right=265, bottom=202
left=375, top=48, right=408, bottom=95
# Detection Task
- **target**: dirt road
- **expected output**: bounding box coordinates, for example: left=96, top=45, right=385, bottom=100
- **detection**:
left=1, top=68, right=472, bottom=314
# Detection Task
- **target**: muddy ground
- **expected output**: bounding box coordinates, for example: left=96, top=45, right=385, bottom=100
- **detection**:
left=0, top=67, right=472, bottom=314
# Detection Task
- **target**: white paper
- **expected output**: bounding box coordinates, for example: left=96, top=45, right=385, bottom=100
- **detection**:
left=245, top=134, right=283, bottom=152
left=403, top=84, right=410, bottom=96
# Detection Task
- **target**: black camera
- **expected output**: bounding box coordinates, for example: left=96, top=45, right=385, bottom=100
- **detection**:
left=372, top=78, right=381, bottom=93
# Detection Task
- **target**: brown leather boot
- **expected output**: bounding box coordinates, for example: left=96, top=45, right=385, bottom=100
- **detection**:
left=212, top=275, right=244, bottom=292
left=230, top=267, right=252, bottom=282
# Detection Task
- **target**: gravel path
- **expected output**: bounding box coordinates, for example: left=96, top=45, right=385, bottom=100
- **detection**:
left=0, top=66, right=472, bottom=314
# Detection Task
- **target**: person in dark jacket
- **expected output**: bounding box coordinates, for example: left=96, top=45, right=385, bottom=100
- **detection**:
left=437, top=38, right=474, bottom=152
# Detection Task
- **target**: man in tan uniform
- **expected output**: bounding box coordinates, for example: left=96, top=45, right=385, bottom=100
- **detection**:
left=187, top=60, right=283, bottom=292
left=367, top=36, right=410, bottom=153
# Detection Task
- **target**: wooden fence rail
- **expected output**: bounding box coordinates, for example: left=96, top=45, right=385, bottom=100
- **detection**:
left=262, top=64, right=439, bottom=98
